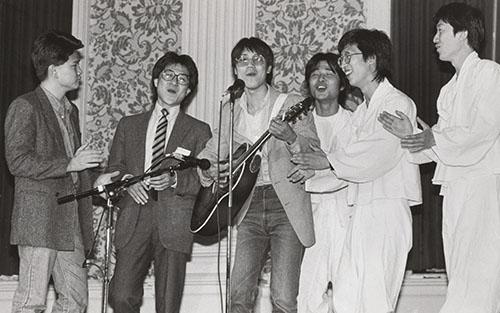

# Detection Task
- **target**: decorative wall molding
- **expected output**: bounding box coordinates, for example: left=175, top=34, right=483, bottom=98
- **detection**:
left=72, top=0, right=91, bottom=137
left=181, top=0, right=256, bottom=126
left=365, top=0, right=391, bottom=36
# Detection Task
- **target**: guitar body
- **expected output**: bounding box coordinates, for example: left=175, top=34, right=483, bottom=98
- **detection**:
left=190, top=97, right=314, bottom=236
left=190, top=144, right=262, bottom=236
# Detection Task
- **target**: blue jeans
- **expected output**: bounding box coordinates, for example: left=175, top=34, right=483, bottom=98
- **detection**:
left=230, top=185, right=304, bottom=313
left=11, top=232, right=88, bottom=313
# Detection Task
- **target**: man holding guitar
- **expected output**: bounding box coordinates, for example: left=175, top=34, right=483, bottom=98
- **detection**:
left=197, top=37, right=320, bottom=313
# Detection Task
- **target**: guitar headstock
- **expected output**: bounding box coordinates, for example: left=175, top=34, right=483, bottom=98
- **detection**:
left=283, top=97, right=315, bottom=123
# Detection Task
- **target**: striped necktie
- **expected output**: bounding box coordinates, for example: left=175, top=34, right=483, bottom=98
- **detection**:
left=151, top=109, right=168, bottom=172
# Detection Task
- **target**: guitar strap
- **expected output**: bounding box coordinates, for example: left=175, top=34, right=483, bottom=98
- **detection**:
left=269, top=93, right=288, bottom=124
left=258, top=93, right=288, bottom=153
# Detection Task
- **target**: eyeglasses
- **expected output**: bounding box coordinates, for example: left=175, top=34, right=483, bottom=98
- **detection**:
left=160, top=69, right=190, bottom=85
left=235, top=54, right=266, bottom=67
left=310, top=71, right=338, bottom=80
left=338, top=53, right=363, bottom=66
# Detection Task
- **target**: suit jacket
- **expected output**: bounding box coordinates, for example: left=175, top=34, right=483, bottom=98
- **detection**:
left=198, top=86, right=319, bottom=247
left=4, top=87, right=94, bottom=251
left=107, top=109, right=211, bottom=254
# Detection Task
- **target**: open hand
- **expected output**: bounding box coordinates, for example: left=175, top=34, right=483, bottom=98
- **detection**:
left=67, top=142, right=104, bottom=172
left=378, top=110, right=413, bottom=139
left=269, top=116, right=297, bottom=144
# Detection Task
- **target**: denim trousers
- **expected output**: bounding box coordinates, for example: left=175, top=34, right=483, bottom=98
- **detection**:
left=230, top=185, right=305, bottom=313
left=11, top=232, right=88, bottom=313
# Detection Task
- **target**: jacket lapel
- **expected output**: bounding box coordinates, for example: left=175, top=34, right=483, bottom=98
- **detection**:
left=134, top=111, right=152, bottom=172
left=35, top=87, right=66, bottom=153
left=165, top=111, right=191, bottom=154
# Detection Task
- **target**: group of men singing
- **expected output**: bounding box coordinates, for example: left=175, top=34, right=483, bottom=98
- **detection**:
left=4, top=2, right=500, bottom=313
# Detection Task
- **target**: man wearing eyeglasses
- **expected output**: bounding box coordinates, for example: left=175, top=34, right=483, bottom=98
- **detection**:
left=197, top=37, right=320, bottom=313
left=103, top=51, right=211, bottom=313
left=302, top=29, right=421, bottom=313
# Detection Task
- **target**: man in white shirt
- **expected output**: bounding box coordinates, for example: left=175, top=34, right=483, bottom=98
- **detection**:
left=379, top=3, right=500, bottom=312
left=197, top=37, right=319, bottom=313
left=293, top=29, right=422, bottom=313
left=292, top=52, right=353, bottom=313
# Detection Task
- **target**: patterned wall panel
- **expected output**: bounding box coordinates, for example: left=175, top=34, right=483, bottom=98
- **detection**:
left=86, top=0, right=182, bottom=279
left=256, top=0, right=365, bottom=94
left=86, top=0, right=182, bottom=153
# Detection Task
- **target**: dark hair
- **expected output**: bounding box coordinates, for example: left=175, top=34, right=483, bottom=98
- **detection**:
left=434, top=2, right=485, bottom=52
left=231, top=37, right=274, bottom=84
left=31, top=30, right=83, bottom=81
left=151, top=51, right=199, bottom=108
left=303, top=52, right=352, bottom=106
left=338, top=28, right=392, bottom=83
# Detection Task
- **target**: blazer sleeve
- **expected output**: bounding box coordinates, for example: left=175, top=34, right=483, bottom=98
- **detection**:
left=106, top=117, right=128, bottom=180
left=5, top=97, right=69, bottom=180
left=281, top=94, right=320, bottom=154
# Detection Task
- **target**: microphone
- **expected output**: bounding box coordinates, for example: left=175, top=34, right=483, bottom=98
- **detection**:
left=173, top=155, right=211, bottom=170
left=225, top=79, right=245, bottom=102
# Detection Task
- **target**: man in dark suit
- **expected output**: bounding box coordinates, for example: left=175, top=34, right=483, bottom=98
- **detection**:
left=105, top=52, right=211, bottom=313
left=4, top=31, right=105, bottom=313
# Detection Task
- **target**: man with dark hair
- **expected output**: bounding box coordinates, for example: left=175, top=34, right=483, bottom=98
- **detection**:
left=197, top=37, right=319, bottom=313
left=290, top=52, right=353, bottom=313
left=379, top=3, right=500, bottom=312
left=105, top=51, right=211, bottom=313
left=295, top=28, right=422, bottom=312
left=5, top=30, right=105, bottom=312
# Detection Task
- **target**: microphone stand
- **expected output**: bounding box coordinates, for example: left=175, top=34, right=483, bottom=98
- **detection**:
left=100, top=195, right=115, bottom=313
left=80, top=186, right=120, bottom=313
left=57, top=157, right=180, bottom=313
left=226, top=96, right=235, bottom=313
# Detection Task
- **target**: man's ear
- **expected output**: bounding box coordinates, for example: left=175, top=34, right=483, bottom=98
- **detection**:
left=48, top=64, right=57, bottom=78
left=457, top=30, right=468, bottom=42
left=266, top=65, right=272, bottom=74
left=153, top=78, right=158, bottom=88
left=367, top=55, right=376, bottom=65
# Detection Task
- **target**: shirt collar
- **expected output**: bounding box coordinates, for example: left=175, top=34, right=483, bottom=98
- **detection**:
left=239, top=84, right=271, bottom=113
left=456, top=51, right=479, bottom=79
left=41, top=86, right=72, bottom=114
left=153, top=103, right=180, bottom=121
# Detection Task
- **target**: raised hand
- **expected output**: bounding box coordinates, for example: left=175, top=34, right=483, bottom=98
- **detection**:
left=126, top=181, right=150, bottom=205
left=269, top=116, right=297, bottom=144
left=149, top=172, right=176, bottom=191
left=286, top=164, right=315, bottom=184
left=378, top=110, right=413, bottom=138
left=290, top=150, right=330, bottom=171
left=202, top=162, right=229, bottom=182
left=67, top=142, right=104, bottom=172
left=401, top=118, right=435, bottom=153
left=93, top=171, right=120, bottom=187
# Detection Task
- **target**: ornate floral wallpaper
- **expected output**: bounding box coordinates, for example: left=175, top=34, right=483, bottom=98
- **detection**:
left=256, top=0, right=365, bottom=94
left=84, top=0, right=365, bottom=280
left=86, top=0, right=182, bottom=153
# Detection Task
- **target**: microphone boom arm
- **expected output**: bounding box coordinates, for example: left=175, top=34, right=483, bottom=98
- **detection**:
left=57, top=166, right=178, bottom=205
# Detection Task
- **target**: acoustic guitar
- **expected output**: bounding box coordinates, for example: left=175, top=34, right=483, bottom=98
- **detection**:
left=190, top=97, right=314, bottom=236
